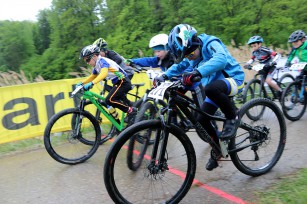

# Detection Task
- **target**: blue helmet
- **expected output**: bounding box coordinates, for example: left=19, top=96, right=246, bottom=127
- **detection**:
left=247, top=36, right=264, bottom=45
left=168, top=24, right=200, bottom=63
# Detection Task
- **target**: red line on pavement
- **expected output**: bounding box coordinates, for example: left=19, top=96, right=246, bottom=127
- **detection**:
left=121, top=143, right=248, bottom=203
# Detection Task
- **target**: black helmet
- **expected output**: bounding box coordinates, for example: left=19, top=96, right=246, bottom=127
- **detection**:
left=79, top=45, right=100, bottom=59
left=93, top=38, right=108, bottom=50
left=288, top=30, right=306, bottom=43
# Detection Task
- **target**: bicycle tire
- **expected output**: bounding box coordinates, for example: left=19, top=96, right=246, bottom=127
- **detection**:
left=279, top=73, right=295, bottom=89
left=44, top=108, right=101, bottom=165
left=281, top=81, right=307, bottom=121
left=242, top=78, right=266, bottom=120
left=135, top=99, right=166, bottom=142
left=126, top=101, right=158, bottom=171
left=229, top=98, right=286, bottom=176
left=104, top=120, right=196, bottom=204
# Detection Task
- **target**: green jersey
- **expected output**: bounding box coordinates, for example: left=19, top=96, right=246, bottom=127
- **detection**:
left=287, top=41, right=307, bottom=63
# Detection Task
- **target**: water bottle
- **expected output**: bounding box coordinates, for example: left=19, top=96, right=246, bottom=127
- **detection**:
left=108, top=106, right=119, bottom=120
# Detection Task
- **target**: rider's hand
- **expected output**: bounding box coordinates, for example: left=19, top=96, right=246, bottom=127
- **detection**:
left=124, top=59, right=133, bottom=66
left=84, top=82, right=94, bottom=91
left=182, top=70, right=201, bottom=86
left=285, top=61, right=291, bottom=68
left=153, top=74, right=168, bottom=87
left=243, top=64, right=252, bottom=70
left=268, top=61, right=277, bottom=67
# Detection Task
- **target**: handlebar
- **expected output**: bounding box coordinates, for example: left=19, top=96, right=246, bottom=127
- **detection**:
left=130, top=64, right=150, bottom=73
left=71, top=85, right=83, bottom=98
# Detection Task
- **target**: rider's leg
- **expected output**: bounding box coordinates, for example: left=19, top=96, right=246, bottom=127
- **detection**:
left=105, top=79, right=134, bottom=113
left=197, top=101, right=220, bottom=171
left=205, top=79, right=242, bottom=139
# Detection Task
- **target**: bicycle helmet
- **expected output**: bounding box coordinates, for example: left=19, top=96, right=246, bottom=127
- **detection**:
left=93, top=38, right=108, bottom=50
left=79, top=45, right=100, bottom=59
left=247, top=36, right=264, bottom=45
left=288, top=30, right=306, bottom=42
left=149, top=33, right=169, bottom=50
left=168, top=24, right=200, bottom=62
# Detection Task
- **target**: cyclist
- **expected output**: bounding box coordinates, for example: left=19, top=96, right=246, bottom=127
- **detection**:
left=154, top=24, right=245, bottom=171
left=78, top=45, right=137, bottom=121
left=125, top=33, right=175, bottom=71
left=243, top=36, right=282, bottom=99
left=93, top=38, right=134, bottom=80
left=285, top=30, right=307, bottom=76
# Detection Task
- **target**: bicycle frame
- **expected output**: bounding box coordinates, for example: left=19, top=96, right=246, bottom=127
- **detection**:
left=149, top=82, right=266, bottom=163
left=253, top=67, right=286, bottom=99
left=72, top=86, right=126, bottom=131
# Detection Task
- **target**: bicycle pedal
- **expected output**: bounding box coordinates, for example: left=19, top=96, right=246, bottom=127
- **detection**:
left=219, top=139, right=229, bottom=158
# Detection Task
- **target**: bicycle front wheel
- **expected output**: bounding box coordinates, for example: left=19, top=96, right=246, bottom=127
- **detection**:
left=44, top=108, right=101, bottom=164
left=104, top=120, right=196, bottom=204
left=281, top=81, right=307, bottom=121
left=242, top=79, right=266, bottom=120
left=279, top=73, right=295, bottom=89
left=229, top=98, right=286, bottom=176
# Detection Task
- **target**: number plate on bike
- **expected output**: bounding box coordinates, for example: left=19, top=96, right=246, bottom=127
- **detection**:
left=290, top=63, right=307, bottom=71
left=252, top=64, right=265, bottom=71
left=148, top=82, right=174, bottom=100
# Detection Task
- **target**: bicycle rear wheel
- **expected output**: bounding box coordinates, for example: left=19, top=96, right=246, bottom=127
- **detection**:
left=281, top=81, right=307, bottom=121
left=126, top=101, right=158, bottom=170
left=229, top=98, right=286, bottom=176
left=44, top=108, right=101, bottom=164
left=104, top=120, right=196, bottom=204
left=81, top=100, right=117, bottom=144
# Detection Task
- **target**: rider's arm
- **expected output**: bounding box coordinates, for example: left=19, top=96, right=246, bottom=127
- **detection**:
left=107, top=50, right=123, bottom=65
left=246, top=58, right=254, bottom=65
left=270, top=52, right=280, bottom=64
left=286, top=48, right=296, bottom=66
left=131, top=57, right=159, bottom=67
left=196, top=40, right=228, bottom=77
left=92, top=68, right=108, bottom=84
left=82, top=74, right=97, bottom=84
left=164, top=60, right=190, bottom=79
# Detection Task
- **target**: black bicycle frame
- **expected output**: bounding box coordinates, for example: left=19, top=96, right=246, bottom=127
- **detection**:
left=151, top=87, right=268, bottom=164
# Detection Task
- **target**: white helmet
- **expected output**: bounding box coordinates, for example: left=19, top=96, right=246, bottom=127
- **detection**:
left=149, top=33, right=169, bottom=50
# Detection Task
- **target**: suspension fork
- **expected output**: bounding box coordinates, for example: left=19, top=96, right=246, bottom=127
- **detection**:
left=73, top=99, right=86, bottom=136
left=149, top=98, right=174, bottom=170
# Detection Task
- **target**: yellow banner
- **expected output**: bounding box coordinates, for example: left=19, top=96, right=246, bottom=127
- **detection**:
left=0, top=73, right=151, bottom=144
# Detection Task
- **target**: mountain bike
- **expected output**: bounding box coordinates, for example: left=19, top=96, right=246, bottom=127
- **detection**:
left=241, top=64, right=294, bottom=120
left=127, top=81, right=205, bottom=170
left=281, top=62, right=307, bottom=121
left=103, top=80, right=286, bottom=203
left=242, top=64, right=295, bottom=102
left=78, top=66, right=147, bottom=140
left=43, top=84, right=143, bottom=165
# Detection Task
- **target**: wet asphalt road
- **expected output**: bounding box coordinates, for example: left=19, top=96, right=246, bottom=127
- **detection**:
left=1, top=113, right=307, bottom=204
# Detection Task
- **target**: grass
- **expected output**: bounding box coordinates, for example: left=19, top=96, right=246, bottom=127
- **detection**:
left=255, top=169, right=307, bottom=204
left=0, top=137, right=44, bottom=156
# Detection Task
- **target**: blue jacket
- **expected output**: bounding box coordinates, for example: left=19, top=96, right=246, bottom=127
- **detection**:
left=165, top=34, right=245, bottom=86
left=131, top=52, right=175, bottom=71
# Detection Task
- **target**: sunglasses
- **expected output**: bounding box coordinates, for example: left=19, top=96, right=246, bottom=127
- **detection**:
left=185, top=51, right=195, bottom=58
left=84, top=56, right=92, bottom=63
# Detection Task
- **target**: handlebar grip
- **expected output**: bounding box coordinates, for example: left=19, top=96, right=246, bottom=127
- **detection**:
left=192, top=76, right=201, bottom=82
